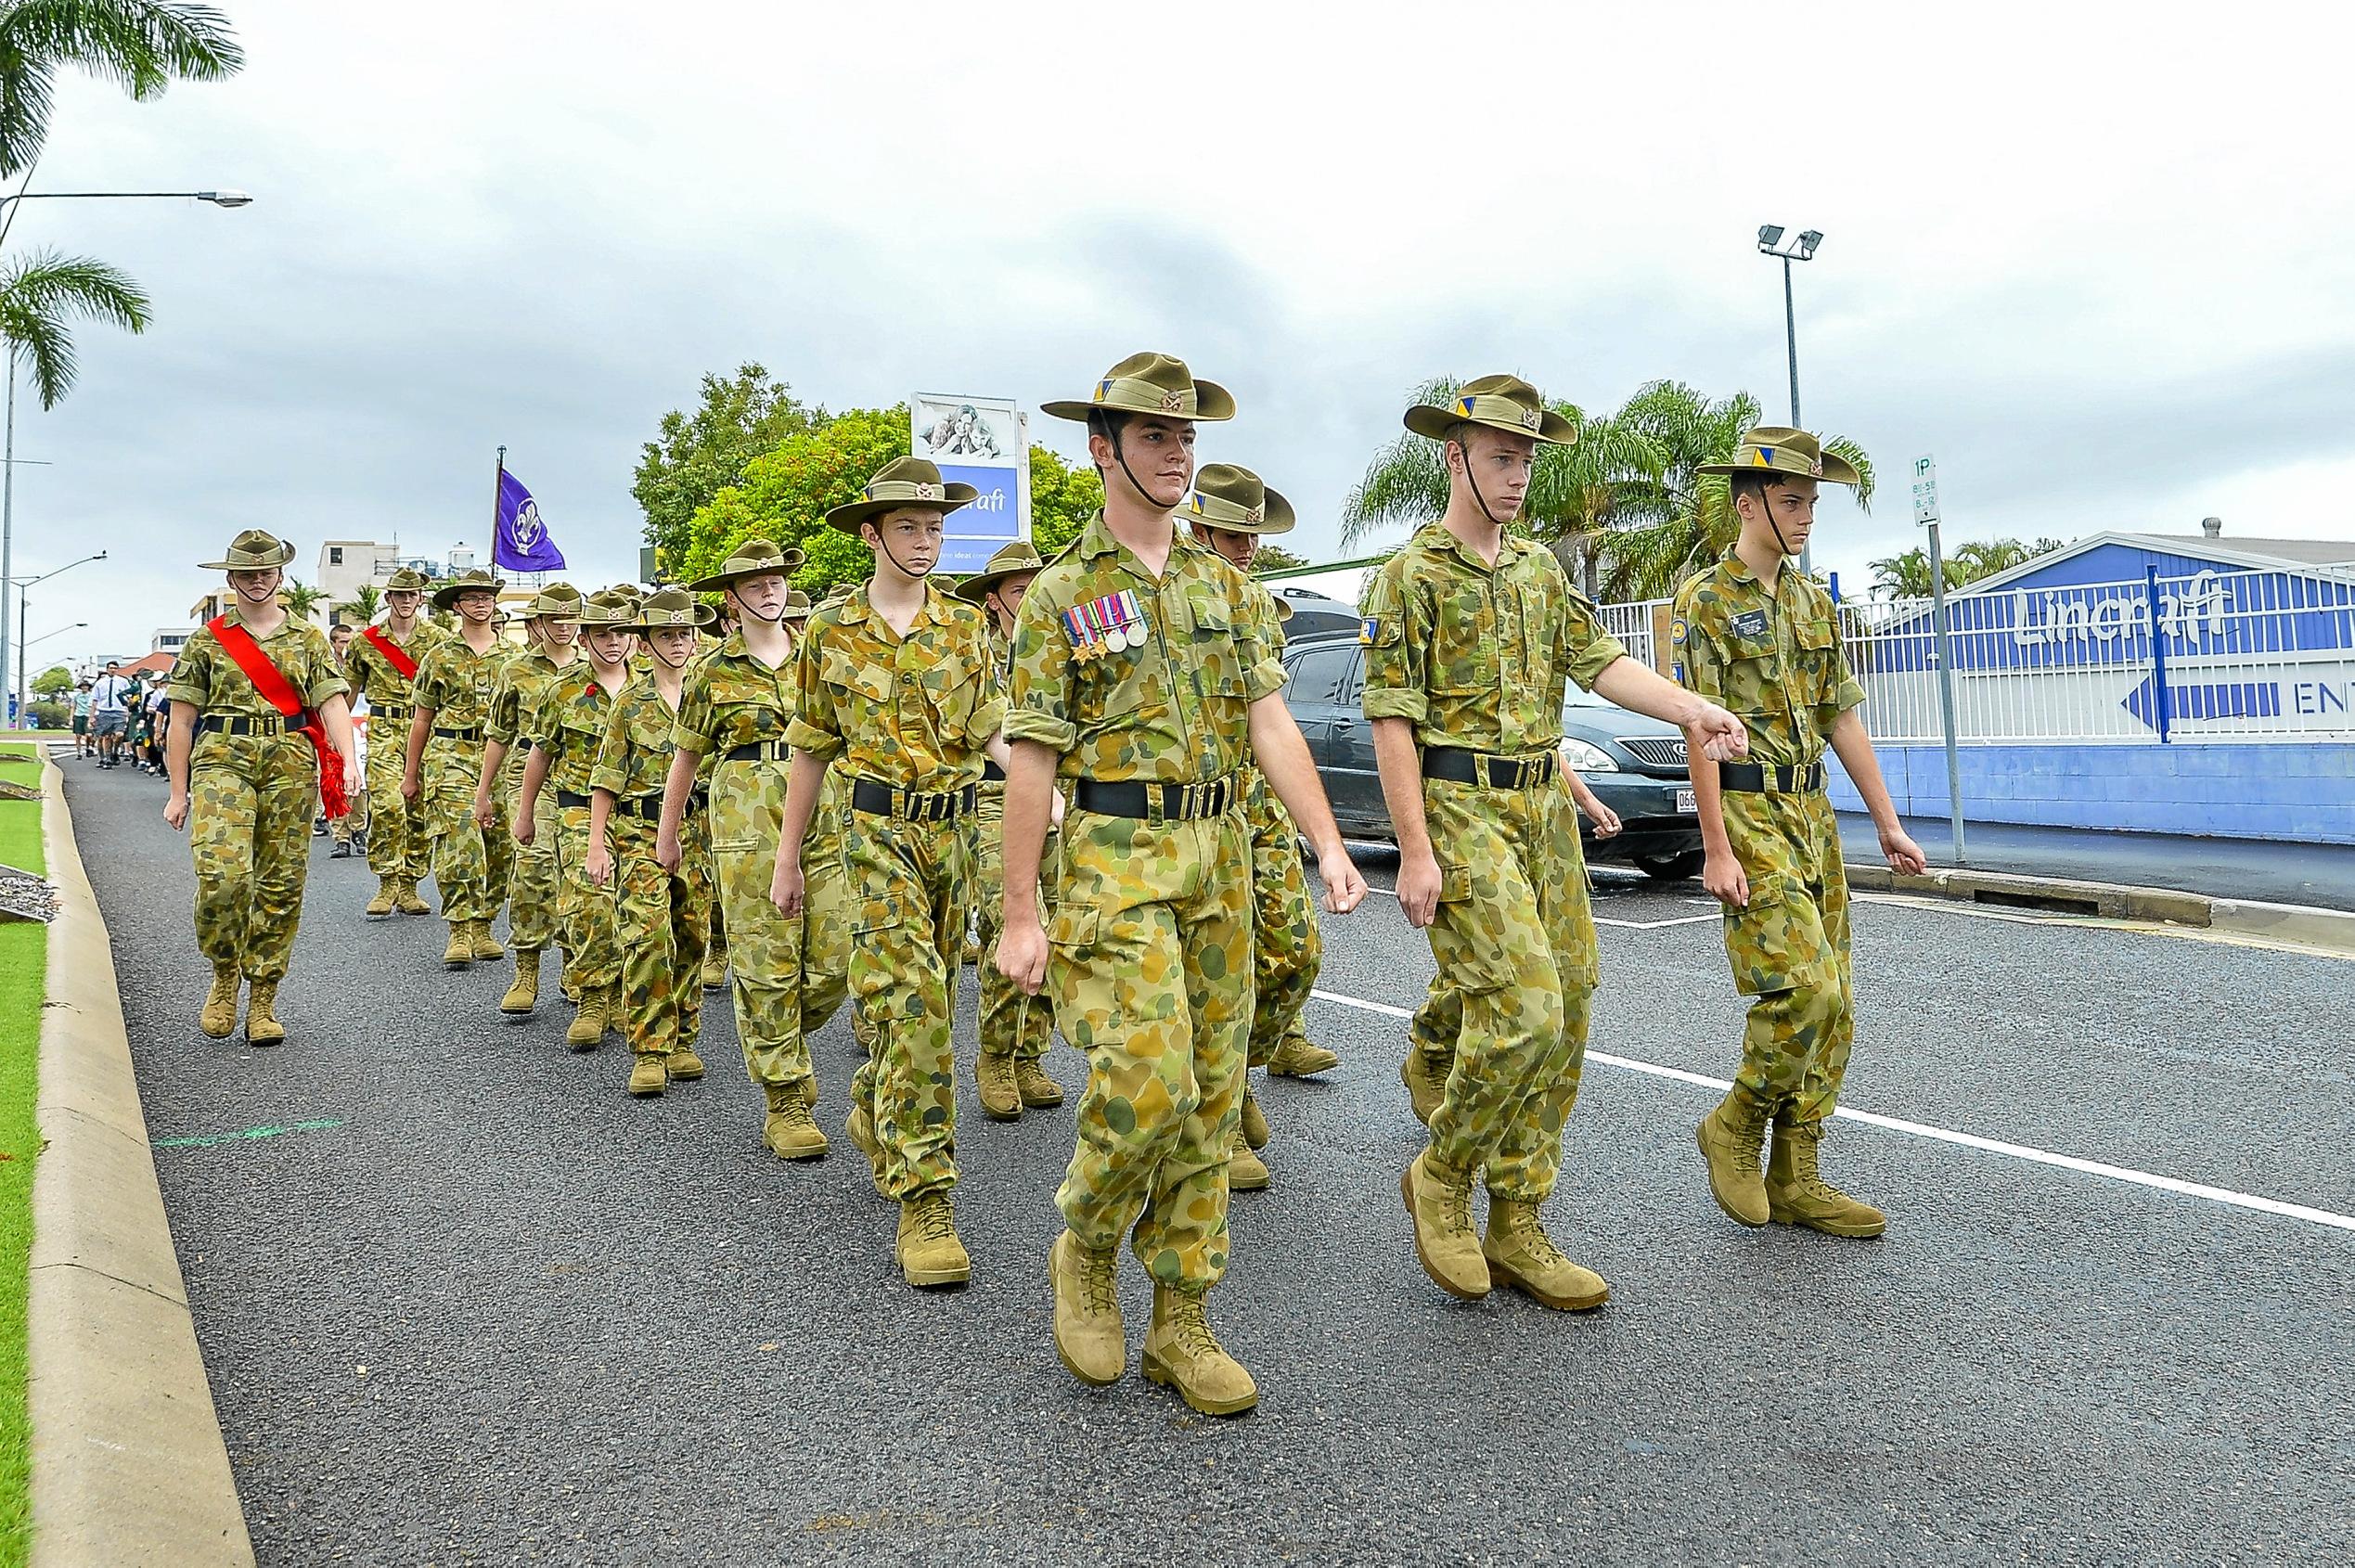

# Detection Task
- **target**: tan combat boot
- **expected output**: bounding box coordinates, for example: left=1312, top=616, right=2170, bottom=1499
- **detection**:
left=1240, top=1086, right=1270, bottom=1150
left=1401, top=1150, right=1489, bottom=1300
left=564, top=987, right=605, bottom=1050
left=1695, top=1092, right=1773, bottom=1227
left=1483, top=1199, right=1609, bottom=1310
left=700, top=947, right=727, bottom=991
left=1268, top=1033, right=1339, bottom=1078
left=1401, top=1048, right=1449, bottom=1127
left=1141, top=1285, right=1257, bottom=1417
left=763, top=1082, right=829, bottom=1160
left=844, top=1103, right=889, bottom=1199
left=1766, top=1118, right=1887, bottom=1238
left=1013, top=1058, right=1064, bottom=1109
left=468, top=920, right=505, bottom=961
left=668, top=1041, right=706, bottom=1080
left=396, top=879, right=431, bottom=916
left=366, top=879, right=396, bottom=919
left=1049, top=1230, right=1126, bottom=1386
left=442, top=923, right=471, bottom=969
left=243, top=981, right=286, bottom=1047
left=199, top=966, right=240, bottom=1039
left=627, top=1052, right=668, bottom=1097
left=976, top=1051, right=1021, bottom=1121
left=1228, top=1123, right=1270, bottom=1191
left=500, top=948, right=541, bottom=1016
left=896, top=1190, right=972, bottom=1288
left=600, top=983, right=624, bottom=1038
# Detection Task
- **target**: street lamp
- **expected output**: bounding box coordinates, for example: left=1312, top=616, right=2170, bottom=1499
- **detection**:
left=0, top=186, right=250, bottom=726
left=25, top=622, right=86, bottom=649
left=1757, top=223, right=1825, bottom=571
left=16, top=551, right=107, bottom=720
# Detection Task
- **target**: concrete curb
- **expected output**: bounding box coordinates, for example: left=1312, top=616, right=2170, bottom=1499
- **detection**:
left=27, top=757, right=255, bottom=1567
left=1845, top=859, right=2355, bottom=956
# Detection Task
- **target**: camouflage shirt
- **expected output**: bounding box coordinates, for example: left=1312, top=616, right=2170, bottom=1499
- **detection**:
left=784, top=581, right=1005, bottom=791
left=589, top=673, right=684, bottom=801
left=1005, top=513, right=1283, bottom=783
left=1358, top=522, right=1626, bottom=754
left=529, top=662, right=629, bottom=799
left=164, top=607, right=348, bottom=720
left=342, top=621, right=447, bottom=709
left=1670, top=551, right=1864, bottom=769
left=410, top=635, right=508, bottom=732
left=671, top=630, right=795, bottom=758
left=489, top=648, right=580, bottom=749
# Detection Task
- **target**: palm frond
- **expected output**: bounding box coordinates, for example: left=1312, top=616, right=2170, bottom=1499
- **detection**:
left=0, top=2, right=242, bottom=174
left=0, top=247, right=152, bottom=406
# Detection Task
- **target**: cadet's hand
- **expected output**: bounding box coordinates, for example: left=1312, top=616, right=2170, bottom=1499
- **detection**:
left=586, top=844, right=611, bottom=887
left=997, top=919, right=1049, bottom=996
left=1685, top=701, right=1748, bottom=763
left=163, top=792, right=188, bottom=832
left=1396, top=850, right=1442, bottom=930
left=1585, top=800, right=1623, bottom=839
left=1049, top=790, right=1065, bottom=830
left=401, top=772, right=420, bottom=802
left=655, top=827, right=681, bottom=873
left=771, top=858, right=804, bottom=918
left=1317, top=844, right=1367, bottom=914
left=471, top=790, right=496, bottom=830
left=511, top=807, right=535, bottom=847
left=1881, top=825, right=1927, bottom=877
left=1704, top=851, right=1749, bottom=908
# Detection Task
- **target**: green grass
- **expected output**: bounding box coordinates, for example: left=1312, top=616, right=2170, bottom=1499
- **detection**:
left=0, top=743, right=47, bottom=1566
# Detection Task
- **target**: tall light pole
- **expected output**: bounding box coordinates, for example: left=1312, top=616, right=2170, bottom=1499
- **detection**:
left=1757, top=225, right=1823, bottom=572
left=0, top=187, right=251, bottom=725
left=17, top=551, right=107, bottom=719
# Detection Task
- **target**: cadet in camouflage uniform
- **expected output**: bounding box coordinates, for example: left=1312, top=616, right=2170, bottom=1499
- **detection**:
left=164, top=530, right=357, bottom=1045
left=325, top=624, right=366, bottom=857
left=773, top=457, right=1009, bottom=1291
left=477, top=583, right=583, bottom=1016
left=1361, top=376, right=1746, bottom=1313
left=516, top=592, right=636, bottom=1049
left=586, top=589, right=715, bottom=1097
left=403, top=569, right=514, bottom=968
left=955, top=539, right=1065, bottom=1124
left=1677, top=427, right=1926, bottom=1239
left=998, top=354, right=1365, bottom=1416
left=1184, top=464, right=1336, bottom=1193
left=661, top=543, right=844, bottom=1162
left=344, top=567, right=445, bottom=917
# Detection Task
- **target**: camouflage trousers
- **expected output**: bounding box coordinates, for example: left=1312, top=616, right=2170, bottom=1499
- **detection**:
left=708, top=757, right=850, bottom=1093
left=503, top=759, right=560, bottom=954
left=1242, top=765, right=1320, bottom=1070
left=363, top=735, right=431, bottom=881
left=1050, top=804, right=1253, bottom=1292
left=425, top=739, right=510, bottom=925
left=329, top=787, right=364, bottom=844
left=611, top=806, right=711, bottom=1057
left=189, top=735, right=317, bottom=983
left=551, top=800, right=621, bottom=991
left=1720, top=788, right=1854, bottom=1124
left=972, top=784, right=1056, bottom=1061
left=1420, top=774, right=1599, bottom=1203
left=843, top=802, right=972, bottom=1201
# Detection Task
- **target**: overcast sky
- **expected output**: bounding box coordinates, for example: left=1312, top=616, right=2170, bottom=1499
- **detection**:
left=9, top=0, right=2352, bottom=670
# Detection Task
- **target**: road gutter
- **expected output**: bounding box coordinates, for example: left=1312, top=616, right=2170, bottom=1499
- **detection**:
left=1846, top=860, right=2355, bottom=958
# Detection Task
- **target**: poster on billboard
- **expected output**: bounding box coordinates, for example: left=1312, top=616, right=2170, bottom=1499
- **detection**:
left=913, top=392, right=1029, bottom=574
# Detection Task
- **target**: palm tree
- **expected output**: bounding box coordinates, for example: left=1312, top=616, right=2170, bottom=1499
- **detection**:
left=1870, top=546, right=1937, bottom=598
left=0, top=248, right=148, bottom=406
left=338, top=581, right=382, bottom=625
left=278, top=577, right=326, bottom=623
left=0, top=1, right=245, bottom=176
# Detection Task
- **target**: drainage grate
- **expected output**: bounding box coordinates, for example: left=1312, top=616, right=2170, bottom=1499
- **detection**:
left=1970, top=888, right=2102, bottom=917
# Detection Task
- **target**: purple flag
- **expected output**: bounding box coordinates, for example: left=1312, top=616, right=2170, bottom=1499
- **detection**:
left=494, top=469, right=566, bottom=572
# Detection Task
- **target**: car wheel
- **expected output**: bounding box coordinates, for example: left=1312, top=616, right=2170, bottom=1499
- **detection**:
left=1634, top=851, right=1705, bottom=882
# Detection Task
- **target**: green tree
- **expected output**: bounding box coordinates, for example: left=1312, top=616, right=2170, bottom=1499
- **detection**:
left=0, top=0, right=245, bottom=175
left=1250, top=543, right=1308, bottom=573
left=1870, top=546, right=1936, bottom=598
left=634, top=363, right=822, bottom=577
left=1027, top=442, right=1103, bottom=558
left=337, top=581, right=381, bottom=624
left=278, top=577, right=326, bottom=622
left=0, top=250, right=149, bottom=407
left=32, top=662, right=68, bottom=695
left=1871, top=535, right=2062, bottom=599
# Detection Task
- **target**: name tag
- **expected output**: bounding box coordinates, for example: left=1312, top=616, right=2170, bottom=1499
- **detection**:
left=1730, top=610, right=1769, bottom=639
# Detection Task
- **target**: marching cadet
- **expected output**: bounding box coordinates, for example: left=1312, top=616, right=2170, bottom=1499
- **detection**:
left=1359, top=375, right=1747, bottom=1314
left=324, top=624, right=366, bottom=858
left=515, top=592, right=636, bottom=1050
left=772, top=457, right=1010, bottom=1291
left=997, top=353, right=1365, bottom=1417
left=163, top=529, right=357, bottom=1044
left=1675, top=427, right=1926, bottom=1238
left=954, top=539, right=1065, bottom=1123
left=403, top=568, right=514, bottom=969
left=586, top=588, right=716, bottom=1097
left=475, top=583, right=583, bottom=1017
left=658, top=542, right=843, bottom=1161
left=344, top=567, right=445, bottom=917
left=696, top=603, right=735, bottom=994
left=1183, top=464, right=1337, bottom=1192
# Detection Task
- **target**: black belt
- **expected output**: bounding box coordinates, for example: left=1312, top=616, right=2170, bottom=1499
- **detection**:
left=199, top=714, right=286, bottom=736
left=1422, top=746, right=1557, bottom=790
left=611, top=793, right=665, bottom=821
left=555, top=789, right=592, bottom=809
left=432, top=726, right=483, bottom=741
left=982, top=759, right=1006, bottom=783
left=723, top=739, right=791, bottom=762
left=371, top=701, right=411, bottom=721
left=850, top=778, right=976, bottom=821
left=1719, top=761, right=1824, bottom=793
left=1074, top=776, right=1238, bottom=821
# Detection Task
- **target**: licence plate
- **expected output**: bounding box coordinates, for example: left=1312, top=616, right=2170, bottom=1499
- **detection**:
left=1676, top=789, right=1697, bottom=815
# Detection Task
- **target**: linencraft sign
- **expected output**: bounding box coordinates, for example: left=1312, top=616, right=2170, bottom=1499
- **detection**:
left=2009, top=572, right=2232, bottom=652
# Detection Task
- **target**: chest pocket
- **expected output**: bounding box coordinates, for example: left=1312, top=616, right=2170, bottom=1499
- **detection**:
left=625, top=706, right=672, bottom=756
left=709, top=668, right=787, bottom=741
left=822, top=647, right=896, bottom=711
left=1793, top=618, right=1839, bottom=708
left=1184, top=590, right=1250, bottom=699
left=918, top=659, right=980, bottom=739
left=1429, top=585, right=1495, bottom=695
left=1724, top=621, right=1788, bottom=719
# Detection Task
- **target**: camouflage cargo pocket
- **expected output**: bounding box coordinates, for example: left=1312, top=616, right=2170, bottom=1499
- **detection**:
left=1045, top=902, right=1113, bottom=1046
left=1427, top=860, right=1524, bottom=994
left=1723, top=871, right=1828, bottom=996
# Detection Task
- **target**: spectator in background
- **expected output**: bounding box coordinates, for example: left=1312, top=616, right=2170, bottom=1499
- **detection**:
left=72, top=680, right=94, bottom=758
left=90, top=662, right=135, bottom=768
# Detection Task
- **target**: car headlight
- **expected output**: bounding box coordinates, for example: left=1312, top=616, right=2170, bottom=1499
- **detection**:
left=1560, top=738, right=1617, bottom=773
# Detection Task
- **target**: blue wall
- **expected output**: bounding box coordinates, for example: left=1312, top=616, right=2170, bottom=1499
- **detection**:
left=1829, top=742, right=2355, bottom=843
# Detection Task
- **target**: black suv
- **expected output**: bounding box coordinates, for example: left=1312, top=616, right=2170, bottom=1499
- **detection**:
left=1280, top=631, right=1705, bottom=880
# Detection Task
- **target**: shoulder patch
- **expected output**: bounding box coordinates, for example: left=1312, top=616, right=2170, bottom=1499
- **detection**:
left=1669, top=616, right=1689, bottom=647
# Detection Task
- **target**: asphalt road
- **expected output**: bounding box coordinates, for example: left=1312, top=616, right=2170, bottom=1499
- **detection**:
left=64, top=754, right=2355, bottom=1567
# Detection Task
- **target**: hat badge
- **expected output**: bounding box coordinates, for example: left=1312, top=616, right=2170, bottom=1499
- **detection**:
left=915, top=482, right=942, bottom=500
left=1159, top=390, right=1184, bottom=412
left=1809, top=456, right=1824, bottom=476
left=1243, top=505, right=1264, bottom=525
left=1520, top=407, right=1541, bottom=431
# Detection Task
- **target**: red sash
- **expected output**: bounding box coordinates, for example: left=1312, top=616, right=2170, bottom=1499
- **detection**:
left=361, top=624, right=419, bottom=680
left=207, top=614, right=352, bottom=818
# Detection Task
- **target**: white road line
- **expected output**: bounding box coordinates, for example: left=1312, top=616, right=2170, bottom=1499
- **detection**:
left=1307, top=986, right=2355, bottom=1234
left=1352, top=884, right=1720, bottom=930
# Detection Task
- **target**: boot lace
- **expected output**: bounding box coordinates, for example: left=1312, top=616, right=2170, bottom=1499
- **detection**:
left=1165, top=1295, right=1223, bottom=1360
left=1500, top=1206, right=1567, bottom=1268
left=1077, top=1247, right=1121, bottom=1316
left=911, top=1192, right=957, bottom=1243
left=1784, top=1122, right=1845, bottom=1200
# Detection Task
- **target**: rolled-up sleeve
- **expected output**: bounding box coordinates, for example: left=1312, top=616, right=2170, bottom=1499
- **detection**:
left=780, top=629, right=843, bottom=762
left=1002, top=595, right=1077, bottom=752
left=1357, top=566, right=1426, bottom=723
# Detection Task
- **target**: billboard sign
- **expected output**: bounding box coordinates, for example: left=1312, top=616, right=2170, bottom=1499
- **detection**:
left=913, top=392, right=1029, bottom=574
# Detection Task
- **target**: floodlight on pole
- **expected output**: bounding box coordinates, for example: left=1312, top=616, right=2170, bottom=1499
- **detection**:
left=1756, top=225, right=1785, bottom=251
left=1756, top=222, right=1826, bottom=570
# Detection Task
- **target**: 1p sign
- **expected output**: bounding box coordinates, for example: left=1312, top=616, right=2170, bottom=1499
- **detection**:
left=914, top=392, right=1028, bottom=573
left=1911, top=455, right=1939, bottom=527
